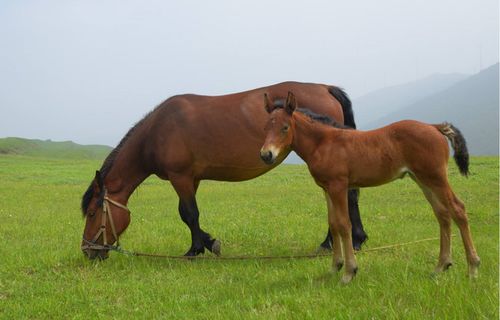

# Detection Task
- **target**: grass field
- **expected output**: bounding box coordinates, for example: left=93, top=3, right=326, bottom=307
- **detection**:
left=0, top=155, right=498, bottom=319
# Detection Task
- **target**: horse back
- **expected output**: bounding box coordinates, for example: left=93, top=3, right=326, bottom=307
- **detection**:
left=142, top=82, right=346, bottom=180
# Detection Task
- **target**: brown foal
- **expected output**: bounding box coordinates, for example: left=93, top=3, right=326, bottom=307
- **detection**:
left=260, top=92, right=480, bottom=284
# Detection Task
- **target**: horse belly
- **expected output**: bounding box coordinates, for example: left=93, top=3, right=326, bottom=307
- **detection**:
left=197, top=165, right=275, bottom=181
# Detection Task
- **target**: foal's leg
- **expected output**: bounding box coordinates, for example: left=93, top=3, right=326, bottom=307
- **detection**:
left=328, top=182, right=357, bottom=284
left=319, top=189, right=368, bottom=251
left=415, top=182, right=453, bottom=273
left=170, top=174, right=219, bottom=256
left=414, top=174, right=480, bottom=277
left=325, top=192, right=343, bottom=271
left=449, top=192, right=480, bottom=277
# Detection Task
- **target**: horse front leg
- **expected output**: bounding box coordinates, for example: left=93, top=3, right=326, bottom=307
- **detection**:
left=318, top=189, right=367, bottom=252
left=324, top=192, right=343, bottom=270
left=328, top=182, right=358, bottom=284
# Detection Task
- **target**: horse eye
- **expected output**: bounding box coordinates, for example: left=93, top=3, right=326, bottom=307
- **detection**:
left=282, top=125, right=289, bottom=132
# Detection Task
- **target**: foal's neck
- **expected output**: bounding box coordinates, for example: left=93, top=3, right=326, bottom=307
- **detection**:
left=291, top=112, right=339, bottom=162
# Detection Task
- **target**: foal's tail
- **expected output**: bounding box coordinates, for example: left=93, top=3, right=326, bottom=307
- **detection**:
left=436, top=122, right=469, bottom=176
left=328, top=86, right=356, bottom=129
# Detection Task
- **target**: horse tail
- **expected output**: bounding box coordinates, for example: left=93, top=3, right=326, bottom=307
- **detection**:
left=436, top=122, right=469, bottom=177
left=328, top=86, right=356, bottom=129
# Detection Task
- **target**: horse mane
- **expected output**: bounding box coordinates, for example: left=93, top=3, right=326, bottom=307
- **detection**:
left=272, top=99, right=351, bottom=130
left=81, top=109, right=154, bottom=216
left=296, top=108, right=351, bottom=129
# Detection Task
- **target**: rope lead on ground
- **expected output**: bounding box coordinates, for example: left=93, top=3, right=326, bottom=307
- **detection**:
left=107, top=236, right=449, bottom=260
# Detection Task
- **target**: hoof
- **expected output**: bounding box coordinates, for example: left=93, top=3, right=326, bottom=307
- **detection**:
left=184, top=247, right=205, bottom=257
left=211, top=239, right=221, bottom=256
left=340, top=273, right=355, bottom=284
left=352, top=235, right=368, bottom=251
left=434, top=262, right=452, bottom=273
left=334, top=261, right=344, bottom=272
left=468, top=266, right=479, bottom=279
left=468, top=256, right=480, bottom=279
left=316, top=245, right=331, bottom=254
left=319, top=240, right=332, bottom=251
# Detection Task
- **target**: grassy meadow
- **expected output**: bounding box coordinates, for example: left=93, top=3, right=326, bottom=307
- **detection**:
left=0, top=155, right=498, bottom=319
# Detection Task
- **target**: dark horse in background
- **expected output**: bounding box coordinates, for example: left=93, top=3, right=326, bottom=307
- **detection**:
left=80, top=82, right=368, bottom=259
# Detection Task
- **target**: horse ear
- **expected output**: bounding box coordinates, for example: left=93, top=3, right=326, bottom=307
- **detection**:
left=94, top=170, right=104, bottom=193
left=264, top=93, right=274, bottom=113
left=284, top=91, right=297, bottom=115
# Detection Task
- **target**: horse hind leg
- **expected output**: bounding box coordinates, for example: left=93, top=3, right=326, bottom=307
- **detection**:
left=413, top=173, right=479, bottom=277
left=449, top=192, right=480, bottom=277
left=319, top=189, right=367, bottom=252
left=171, top=175, right=220, bottom=256
left=417, top=183, right=453, bottom=273
left=348, top=189, right=368, bottom=251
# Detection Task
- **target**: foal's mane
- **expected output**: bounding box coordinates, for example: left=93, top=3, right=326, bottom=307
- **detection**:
left=272, top=99, right=351, bottom=130
left=81, top=109, right=154, bottom=215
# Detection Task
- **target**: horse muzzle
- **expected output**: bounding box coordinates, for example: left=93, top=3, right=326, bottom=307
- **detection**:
left=260, top=148, right=277, bottom=165
left=81, top=239, right=110, bottom=260
left=81, top=246, right=109, bottom=260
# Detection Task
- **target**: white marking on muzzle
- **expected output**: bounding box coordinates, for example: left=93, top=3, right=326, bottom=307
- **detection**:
left=261, top=145, right=281, bottom=163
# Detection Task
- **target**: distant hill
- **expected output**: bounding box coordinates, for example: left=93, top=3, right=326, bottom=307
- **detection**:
left=354, top=73, right=468, bottom=128
left=0, top=137, right=112, bottom=160
left=364, top=63, right=499, bottom=155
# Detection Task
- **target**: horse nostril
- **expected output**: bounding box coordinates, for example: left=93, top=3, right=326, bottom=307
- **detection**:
left=260, top=150, right=273, bottom=164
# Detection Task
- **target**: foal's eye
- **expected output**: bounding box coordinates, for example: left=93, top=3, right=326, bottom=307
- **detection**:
left=282, top=125, right=289, bottom=132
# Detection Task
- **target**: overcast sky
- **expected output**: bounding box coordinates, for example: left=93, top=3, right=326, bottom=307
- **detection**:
left=0, top=0, right=498, bottom=146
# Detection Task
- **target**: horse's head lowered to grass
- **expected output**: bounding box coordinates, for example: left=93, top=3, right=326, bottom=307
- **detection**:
left=81, top=170, right=131, bottom=260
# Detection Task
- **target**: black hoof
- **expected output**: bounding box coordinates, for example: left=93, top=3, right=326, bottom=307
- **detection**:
left=184, top=247, right=205, bottom=257
left=352, top=234, right=368, bottom=251
left=319, top=239, right=333, bottom=251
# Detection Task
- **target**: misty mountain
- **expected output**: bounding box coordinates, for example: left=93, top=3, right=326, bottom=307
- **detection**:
left=353, top=73, right=468, bottom=128
left=365, top=63, right=499, bottom=155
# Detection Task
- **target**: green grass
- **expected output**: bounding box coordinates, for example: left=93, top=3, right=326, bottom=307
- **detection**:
left=0, top=137, right=112, bottom=159
left=0, top=155, right=498, bottom=319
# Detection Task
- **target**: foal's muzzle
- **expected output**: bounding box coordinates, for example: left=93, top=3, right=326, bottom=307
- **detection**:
left=260, top=149, right=276, bottom=165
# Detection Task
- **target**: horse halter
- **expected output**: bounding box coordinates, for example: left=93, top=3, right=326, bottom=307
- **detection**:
left=81, top=190, right=130, bottom=252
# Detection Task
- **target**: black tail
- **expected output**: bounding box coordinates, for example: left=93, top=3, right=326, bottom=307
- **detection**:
left=328, top=86, right=356, bottom=129
left=437, top=123, right=469, bottom=176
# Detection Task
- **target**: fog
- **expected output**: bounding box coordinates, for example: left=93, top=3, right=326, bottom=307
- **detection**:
left=0, top=0, right=497, bottom=146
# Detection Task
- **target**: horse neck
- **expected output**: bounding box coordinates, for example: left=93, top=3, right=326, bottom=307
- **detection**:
left=291, top=112, right=333, bottom=162
left=102, top=140, right=150, bottom=204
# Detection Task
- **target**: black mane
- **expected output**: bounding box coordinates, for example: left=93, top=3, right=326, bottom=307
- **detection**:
left=81, top=110, right=152, bottom=215
left=296, top=108, right=351, bottom=129
left=271, top=99, right=351, bottom=130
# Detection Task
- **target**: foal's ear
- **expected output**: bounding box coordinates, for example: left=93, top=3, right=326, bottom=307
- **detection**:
left=93, top=170, right=104, bottom=193
left=264, top=93, right=274, bottom=113
left=284, top=91, right=297, bottom=115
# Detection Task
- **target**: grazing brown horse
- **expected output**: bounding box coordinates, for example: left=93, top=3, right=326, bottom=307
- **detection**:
left=80, top=82, right=368, bottom=260
left=260, top=92, right=480, bottom=283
